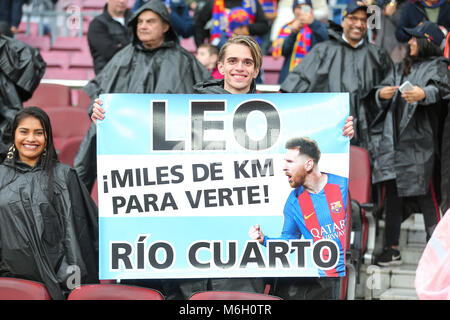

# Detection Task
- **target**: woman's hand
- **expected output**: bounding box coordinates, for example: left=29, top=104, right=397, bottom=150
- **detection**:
left=91, top=98, right=105, bottom=124
left=379, top=86, right=399, bottom=100
left=401, top=86, right=426, bottom=104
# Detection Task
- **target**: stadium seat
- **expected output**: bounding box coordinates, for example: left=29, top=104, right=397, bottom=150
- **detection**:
left=72, top=89, right=92, bottom=109
left=51, top=36, right=89, bottom=52
left=59, top=136, right=84, bottom=167
left=23, top=83, right=71, bottom=108
left=40, top=51, right=71, bottom=69
left=0, top=277, right=51, bottom=300
left=340, top=194, right=357, bottom=300
left=15, top=34, right=51, bottom=51
left=43, top=68, right=90, bottom=80
left=349, top=146, right=377, bottom=265
left=262, top=56, right=284, bottom=85
left=67, top=284, right=165, bottom=300
left=189, top=291, right=282, bottom=300
left=70, top=50, right=94, bottom=69
left=43, top=107, right=91, bottom=152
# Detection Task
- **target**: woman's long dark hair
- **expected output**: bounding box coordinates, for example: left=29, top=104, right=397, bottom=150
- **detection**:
left=403, top=37, right=443, bottom=75
left=9, top=107, right=59, bottom=200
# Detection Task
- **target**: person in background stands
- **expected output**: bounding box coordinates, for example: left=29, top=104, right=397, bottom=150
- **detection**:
left=88, top=0, right=133, bottom=75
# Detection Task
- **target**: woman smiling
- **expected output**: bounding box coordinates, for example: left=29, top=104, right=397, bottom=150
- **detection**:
left=0, top=107, right=99, bottom=299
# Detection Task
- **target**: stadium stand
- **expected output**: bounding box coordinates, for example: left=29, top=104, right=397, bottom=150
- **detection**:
left=67, top=284, right=165, bottom=300
left=0, top=277, right=51, bottom=300
left=23, top=83, right=71, bottom=108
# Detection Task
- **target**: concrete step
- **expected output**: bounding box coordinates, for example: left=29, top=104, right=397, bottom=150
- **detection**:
left=379, top=288, right=418, bottom=300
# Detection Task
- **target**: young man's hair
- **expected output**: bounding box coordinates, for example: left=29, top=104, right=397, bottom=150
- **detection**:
left=218, top=35, right=263, bottom=71
left=285, top=137, right=321, bottom=164
left=198, top=43, right=219, bottom=56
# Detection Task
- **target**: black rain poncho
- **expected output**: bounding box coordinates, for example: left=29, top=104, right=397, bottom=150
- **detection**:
left=280, top=24, right=394, bottom=153
left=74, top=0, right=212, bottom=191
left=370, top=57, right=450, bottom=199
left=0, top=36, right=46, bottom=156
left=0, top=158, right=99, bottom=300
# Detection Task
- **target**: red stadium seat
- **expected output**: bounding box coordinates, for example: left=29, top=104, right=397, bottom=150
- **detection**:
left=15, top=34, right=51, bottom=51
left=23, top=83, right=71, bottom=108
left=70, top=51, right=94, bottom=68
left=262, top=56, right=284, bottom=85
left=180, top=37, right=196, bottom=53
left=67, top=284, right=165, bottom=300
left=43, top=107, right=91, bottom=151
left=40, top=51, right=71, bottom=69
left=59, top=136, right=84, bottom=167
left=43, top=68, right=90, bottom=80
left=72, top=89, right=92, bottom=109
left=349, top=146, right=377, bottom=264
left=51, top=36, right=89, bottom=52
left=0, top=277, right=51, bottom=300
left=189, top=291, right=282, bottom=300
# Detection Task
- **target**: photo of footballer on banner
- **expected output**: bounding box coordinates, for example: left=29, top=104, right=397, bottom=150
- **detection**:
left=96, top=92, right=350, bottom=280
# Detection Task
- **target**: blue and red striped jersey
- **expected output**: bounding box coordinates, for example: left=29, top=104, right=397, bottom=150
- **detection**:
left=264, top=172, right=348, bottom=276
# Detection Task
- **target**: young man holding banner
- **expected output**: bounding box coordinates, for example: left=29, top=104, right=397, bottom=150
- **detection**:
left=91, top=36, right=354, bottom=300
left=249, top=137, right=347, bottom=299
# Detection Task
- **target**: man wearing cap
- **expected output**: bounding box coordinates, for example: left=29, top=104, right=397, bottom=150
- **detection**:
left=272, top=0, right=328, bottom=83
left=371, top=21, right=450, bottom=266
left=280, top=0, right=394, bottom=154
left=74, top=0, right=212, bottom=192
left=395, top=0, right=450, bottom=43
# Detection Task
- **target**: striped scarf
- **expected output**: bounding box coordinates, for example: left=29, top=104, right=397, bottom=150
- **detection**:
left=272, top=21, right=312, bottom=72
left=210, top=0, right=257, bottom=44
left=258, top=0, right=277, bottom=14
left=421, top=0, right=444, bottom=8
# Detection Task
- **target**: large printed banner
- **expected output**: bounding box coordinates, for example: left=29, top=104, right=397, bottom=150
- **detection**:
left=97, top=93, right=350, bottom=280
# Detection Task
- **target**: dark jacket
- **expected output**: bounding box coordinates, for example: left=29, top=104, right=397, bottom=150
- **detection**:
left=371, top=57, right=450, bottom=198
left=0, top=35, right=46, bottom=156
left=75, top=0, right=212, bottom=191
left=194, top=0, right=270, bottom=47
left=280, top=24, right=394, bottom=153
left=395, top=1, right=450, bottom=43
left=87, top=4, right=133, bottom=75
left=0, top=158, right=99, bottom=300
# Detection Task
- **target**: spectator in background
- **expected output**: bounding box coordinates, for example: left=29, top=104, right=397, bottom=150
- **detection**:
left=0, top=107, right=99, bottom=300
left=272, top=0, right=328, bottom=83
left=280, top=0, right=394, bottom=152
left=0, top=0, right=26, bottom=34
left=88, top=0, right=132, bottom=75
left=371, top=22, right=449, bottom=266
left=193, top=0, right=270, bottom=48
left=395, top=0, right=450, bottom=43
left=196, top=42, right=224, bottom=78
left=133, top=0, right=195, bottom=38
